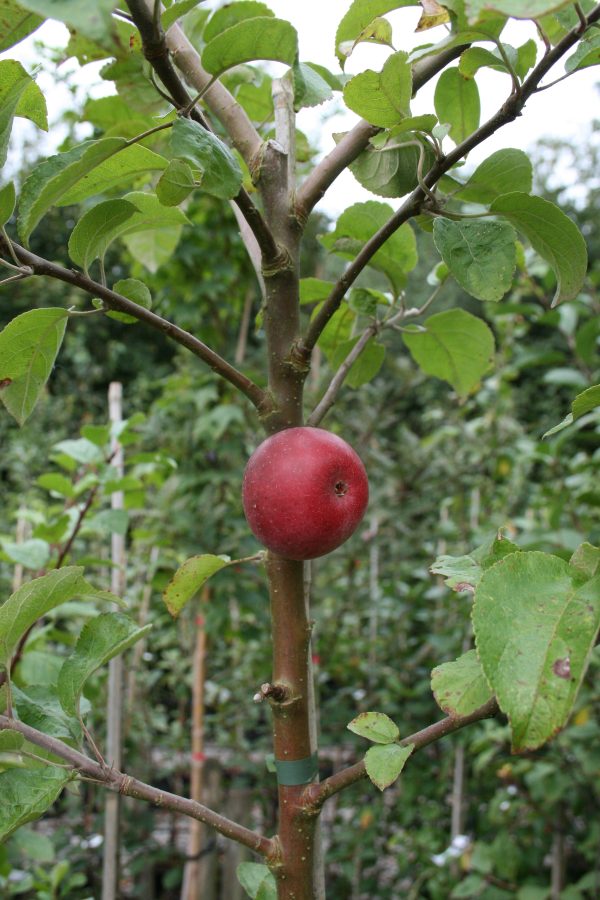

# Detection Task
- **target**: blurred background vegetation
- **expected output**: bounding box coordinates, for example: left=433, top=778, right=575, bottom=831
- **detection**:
left=0, top=47, right=599, bottom=899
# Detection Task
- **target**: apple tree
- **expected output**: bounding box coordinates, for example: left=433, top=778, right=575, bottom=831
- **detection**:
left=1, top=1, right=600, bottom=898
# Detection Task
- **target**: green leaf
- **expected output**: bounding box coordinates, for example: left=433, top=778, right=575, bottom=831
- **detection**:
left=0, top=567, right=105, bottom=670
left=0, top=308, right=68, bottom=425
left=237, top=862, right=277, bottom=900
left=335, top=1, right=418, bottom=66
left=0, top=1, right=43, bottom=52
left=0, top=180, right=15, bottom=225
left=293, top=62, right=333, bottom=111
left=299, top=277, right=335, bottom=305
left=565, top=29, right=600, bottom=72
left=203, top=2, right=274, bottom=42
left=16, top=0, right=117, bottom=45
left=88, top=508, right=129, bottom=536
left=156, top=158, right=196, bottom=206
left=18, top=138, right=123, bottom=243
left=347, top=711, right=399, bottom=743
left=331, top=337, right=386, bottom=388
left=68, top=198, right=136, bottom=274
left=349, top=136, right=435, bottom=199
left=473, top=551, right=600, bottom=751
left=37, top=473, right=74, bottom=497
left=161, top=0, right=207, bottom=31
left=458, top=44, right=516, bottom=78
left=0, top=729, right=24, bottom=752
left=364, top=742, right=413, bottom=790
left=58, top=612, right=151, bottom=717
left=1, top=538, right=50, bottom=570
left=434, top=67, right=480, bottom=144
left=543, top=384, right=600, bottom=437
left=515, top=38, right=537, bottom=78
left=0, top=768, right=70, bottom=842
left=431, top=649, right=494, bottom=717
left=10, top=828, right=55, bottom=862
left=58, top=143, right=168, bottom=207
left=402, top=308, right=495, bottom=396
left=11, top=684, right=82, bottom=740
left=431, top=531, right=520, bottom=591
left=163, top=554, right=230, bottom=618
left=490, top=192, right=587, bottom=306
left=201, top=17, right=298, bottom=78
left=455, top=149, right=533, bottom=204
left=569, top=542, right=600, bottom=580
left=0, top=59, right=46, bottom=166
left=52, top=437, right=103, bottom=464
left=106, top=277, right=152, bottom=325
left=433, top=217, right=516, bottom=302
left=170, top=117, right=243, bottom=200
left=68, top=192, right=188, bottom=274
left=343, top=51, right=412, bottom=127
left=321, top=200, right=417, bottom=295
left=465, top=1, right=576, bottom=19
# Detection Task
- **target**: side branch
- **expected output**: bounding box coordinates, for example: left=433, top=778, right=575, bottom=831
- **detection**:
left=0, top=236, right=268, bottom=413
left=298, top=3, right=600, bottom=356
left=125, top=0, right=279, bottom=265
left=295, top=45, right=468, bottom=219
left=304, top=698, right=500, bottom=809
left=0, top=715, right=273, bottom=857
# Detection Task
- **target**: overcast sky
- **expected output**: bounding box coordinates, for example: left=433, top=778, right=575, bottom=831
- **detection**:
left=3, top=2, right=597, bottom=215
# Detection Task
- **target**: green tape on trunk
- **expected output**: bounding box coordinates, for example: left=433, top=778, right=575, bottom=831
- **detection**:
left=274, top=753, right=318, bottom=785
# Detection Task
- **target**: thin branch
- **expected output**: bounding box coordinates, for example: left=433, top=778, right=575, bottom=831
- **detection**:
left=125, top=0, right=262, bottom=166
left=298, top=3, right=600, bottom=356
left=125, top=0, right=279, bottom=266
left=303, top=698, right=500, bottom=810
left=0, top=714, right=274, bottom=858
left=0, top=235, right=269, bottom=414
left=307, top=324, right=378, bottom=427
left=295, top=44, right=470, bottom=219
left=55, top=485, right=100, bottom=568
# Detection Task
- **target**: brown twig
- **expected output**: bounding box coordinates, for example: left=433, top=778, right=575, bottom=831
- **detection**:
left=0, top=234, right=269, bottom=414
left=0, top=714, right=274, bottom=857
left=303, top=698, right=500, bottom=809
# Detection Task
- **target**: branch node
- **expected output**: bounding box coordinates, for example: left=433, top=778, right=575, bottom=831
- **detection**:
left=286, top=340, right=311, bottom=374
left=261, top=247, right=294, bottom=278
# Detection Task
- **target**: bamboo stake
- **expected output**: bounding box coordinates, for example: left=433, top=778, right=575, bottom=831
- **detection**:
left=181, top=588, right=209, bottom=900
left=102, top=382, right=126, bottom=900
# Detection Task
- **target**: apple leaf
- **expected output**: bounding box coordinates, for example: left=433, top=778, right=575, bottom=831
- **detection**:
left=433, top=217, right=517, bottom=302
left=321, top=200, right=417, bottom=295
left=1, top=538, right=50, bottom=570
left=543, top=384, right=600, bottom=437
left=156, top=158, right=196, bottom=206
left=431, top=530, right=520, bottom=592
left=347, top=711, right=399, bottom=743
left=106, top=278, right=152, bottom=325
left=431, top=649, right=494, bottom=717
left=0, top=1, right=43, bottom=53
left=465, top=1, right=577, bottom=19
left=335, top=1, right=418, bottom=66
left=473, top=551, right=600, bottom=751
left=0, top=307, right=69, bottom=425
left=0, top=768, right=71, bottom=843
left=203, top=2, right=275, bottom=43
left=170, top=117, right=243, bottom=200
left=434, top=67, right=480, bottom=144
left=490, top=192, right=587, bottom=306
left=0, top=59, right=47, bottom=166
left=16, top=0, right=118, bottom=44
left=237, top=862, right=277, bottom=900
left=454, top=149, right=533, bottom=204
left=402, top=308, right=495, bottom=397
left=365, top=743, right=413, bottom=791
left=201, top=17, right=298, bottom=78
left=0, top=568, right=118, bottom=671
left=569, top=542, right=600, bottom=580
left=58, top=612, right=152, bottom=717
left=0, top=180, right=16, bottom=225
left=343, top=51, right=412, bottom=127
left=163, top=554, right=231, bottom=618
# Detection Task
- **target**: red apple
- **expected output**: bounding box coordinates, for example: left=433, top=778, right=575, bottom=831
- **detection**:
left=242, top=426, right=369, bottom=560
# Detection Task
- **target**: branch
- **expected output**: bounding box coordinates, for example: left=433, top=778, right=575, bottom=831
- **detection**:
left=295, top=44, right=469, bottom=219
left=0, top=714, right=274, bottom=857
left=125, top=0, right=280, bottom=267
left=307, top=323, right=378, bottom=427
left=298, top=4, right=600, bottom=356
left=304, top=698, right=500, bottom=810
left=0, top=235, right=269, bottom=413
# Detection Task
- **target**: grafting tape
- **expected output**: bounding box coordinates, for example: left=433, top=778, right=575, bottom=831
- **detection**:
left=274, top=753, right=319, bottom=786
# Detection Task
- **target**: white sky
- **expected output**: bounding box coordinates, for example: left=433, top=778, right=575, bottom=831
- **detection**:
left=2, top=2, right=598, bottom=215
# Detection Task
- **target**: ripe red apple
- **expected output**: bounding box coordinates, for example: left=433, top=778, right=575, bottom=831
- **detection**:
left=242, top=426, right=369, bottom=560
